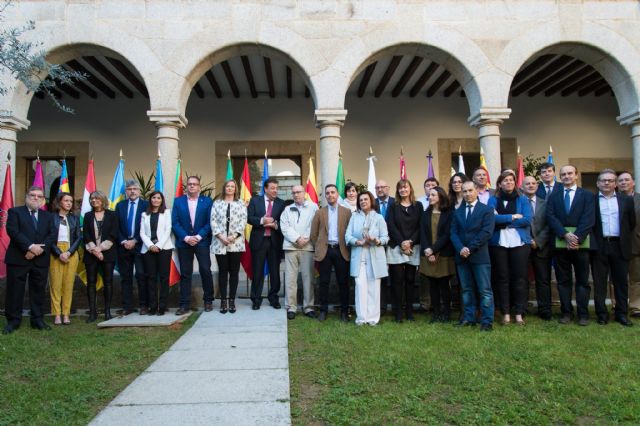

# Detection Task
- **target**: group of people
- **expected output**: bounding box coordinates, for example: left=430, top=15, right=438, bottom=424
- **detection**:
left=3, top=162, right=639, bottom=334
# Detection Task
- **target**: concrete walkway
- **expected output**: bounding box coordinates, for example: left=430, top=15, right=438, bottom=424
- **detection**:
left=90, top=299, right=291, bottom=426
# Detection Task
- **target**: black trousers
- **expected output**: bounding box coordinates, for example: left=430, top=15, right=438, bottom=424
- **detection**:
left=117, top=247, right=147, bottom=310
left=389, top=263, right=417, bottom=317
left=318, top=246, right=349, bottom=312
left=529, top=249, right=552, bottom=318
left=177, top=245, right=214, bottom=309
left=554, top=249, right=591, bottom=319
left=216, top=252, right=242, bottom=300
left=591, top=239, right=629, bottom=320
left=5, top=263, right=48, bottom=326
left=428, top=275, right=453, bottom=316
left=143, top=249, right=171, bottom=311
left=250, top=237, right=281, bottom=305
left=380, top=276, right=390, bottom=311
left=491, top=245, right=531, bottom=315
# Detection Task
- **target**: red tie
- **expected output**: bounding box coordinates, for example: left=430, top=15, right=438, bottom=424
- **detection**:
left=265, top=200, right=273, bottom=236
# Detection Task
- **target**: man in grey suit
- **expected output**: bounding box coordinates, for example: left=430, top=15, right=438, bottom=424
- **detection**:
left=522, top=176, right=552, bottom=320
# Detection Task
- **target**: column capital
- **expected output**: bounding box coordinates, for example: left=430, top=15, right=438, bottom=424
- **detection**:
left=468, top=108, right=511, bottom=127
left=314, top=109, right=347, bottom=127
left=147, top=110, right=188, bottom=128
left=0, top=115, right=30, bottom=132
left=617, top=110, right=640, bottom=126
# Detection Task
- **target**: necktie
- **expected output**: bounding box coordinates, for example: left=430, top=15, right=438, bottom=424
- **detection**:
left=529, top=197, right=535, bottom=214
left=546, top=185, right=551, bottom=195
left=30, top=210, right=38, bottom=229
left=381, top=201, right=387, bottom=217
left=127, top=200, right=135, bottom=238
left=265, top=200, right=273, bottom=236
left=564, top=189, right=572, bottom=214
left=466, top=204, right=472, bottom=221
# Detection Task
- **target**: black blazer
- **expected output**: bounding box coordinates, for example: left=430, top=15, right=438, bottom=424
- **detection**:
left=386, top=201, right=422, bottom=248
left=593, top=192, right=635, bottom=260
left=247, top=195, right=285, bottom=254
left=5, top=206, right=56, bottom=268
left=420, top=208, right=454, bottom=257
left=51, top=213, right=82, bottom=257
left=535, top=182, right=561, bottom=200
left=546, top=186, right=595, bottom=249
left=375, top=196, right=395, bottom=219
left=83, top=210, right=119, bottom=264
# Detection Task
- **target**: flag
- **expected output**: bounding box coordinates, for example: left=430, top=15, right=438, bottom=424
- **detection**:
left=155, top=157, right=164, bottom=192
left=59, top=159, right=70, bottom=193
left=547, top=145, right=554, bottom=165
left=225, top=150, right=233, bottom=181
left=239, top=158, right=253, bottom=279
left=33, top=158, right=47, bottom=210
left=457, top=146, right=466, bottom=175
left=259, top=150, right=269, bottom=196
left=306, top=157, right=319, bottom=205
left=0, top=162, right=13, bottom=278
left=399, top=147, right=407, bottom=180
left=426, top=150, right=435, bottom=179
left=169, top=159, right=182, bottom=286
left=77, top=159, right=103, bottom=290
left=516, top=147, right=525, bottom=188
left=108, top=155, right=125, bottom=210
left=479, top=147, right=491, bottom=188
left=367, top=147, right=377, bottom=193
left=336, top=152, right=345, bottom=198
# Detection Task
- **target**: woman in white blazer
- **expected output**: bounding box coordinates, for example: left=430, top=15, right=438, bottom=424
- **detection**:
left=140, top=191, right=175, bottom=315
left=211, top=179, right=247, bottom=314
left=345, top=191, right=389, bottom=326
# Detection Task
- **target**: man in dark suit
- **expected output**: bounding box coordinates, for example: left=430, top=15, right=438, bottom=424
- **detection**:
left=3, top=186, right=56, bottom=334
left=546, top=164, right=595, bottom=326
left=591, top=169, right=635, bottom=326
left=450, top=181, right=496, bottom=331
left=536, top=162, right=560, bottom=200
left=172, top=176, right=214, bottom=315
left=247, top=177, right=285, bottom=310
left=522, top=176, right=552, bottom=320
left=310, top=184, right=352, bottom=321
left=374, top=179, right=394, bottom=313
left=115, top=180, right=149, bottom=315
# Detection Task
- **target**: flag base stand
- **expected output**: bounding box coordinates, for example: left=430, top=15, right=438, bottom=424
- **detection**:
left=97, top=309, right=192, bottom=328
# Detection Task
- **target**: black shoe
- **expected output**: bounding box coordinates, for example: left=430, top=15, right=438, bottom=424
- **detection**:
left=271, top=301, right=282, bottom=309
left=440, top=314, right=451, bottom=323
left=287, top=311, right=296, bottom=320
left=455, top=320, right=476, bottom=327
left=31, top=320, right=51, bottom=331
left=615, top=316, right=633, bottom=327
left=157, top=309, right=165, bottom=316
left=429, top=316, right=439, bottom=324
left=318, top=311, right=327, bottom=321
left=304, top=311, right=316, bottom=319
left=480, top=323, right=493, bottom=332
left=139, top=307, right=149, bottom=316
left=175, top=307, right=189, bottom=316
left=229, top=300, right=236, bottom=314
left=2, top=324, right=17, bottom=334
left=220, top=300, right=228, bottom=314
left=597, top=318, right=608, bottom=325
left=558, top=315, right=571, bottom=325
left=340, top=311, right=349, bottom=322
left=252, top=303, right=260, bottom=310
left=578, top=318, right=589, bottom=326
left=539, top=314, right=552, bottom=321
left=204, top=303, right=213, bottom=312
left=406, top=314, right=415, bottom=322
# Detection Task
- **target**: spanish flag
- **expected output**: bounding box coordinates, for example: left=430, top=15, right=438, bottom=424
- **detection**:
left=479, top=146, right=491, bottom=188
left=306, top=157, right=319, bottom=205
left=239, top=158, right=253, bottom=279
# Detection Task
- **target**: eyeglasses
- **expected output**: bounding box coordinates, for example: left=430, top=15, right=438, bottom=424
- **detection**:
left=27, top=193, right=44, bottom=199
left=187, top=182, right=200, bottom=186
left=374, top=186, right=389, bottom=190
left=598, top=179, right=616, bottom=183
left=291, top=190, right=303, bottom=194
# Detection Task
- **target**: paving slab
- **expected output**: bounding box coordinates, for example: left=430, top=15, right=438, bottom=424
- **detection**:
left=171, top=329, right=287, bottom=350
left=147, top=348, right=289, bottom=371
left=97, top=310, right=192, bottom=328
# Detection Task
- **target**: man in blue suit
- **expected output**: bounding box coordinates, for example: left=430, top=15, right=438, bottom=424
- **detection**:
left=172, top=176, right=214, bottom=315
left=116, top=180, right=149, bottom=315
left=451, top=181, right=496, bottom=331
left=546, top=164, right=595, bottom=326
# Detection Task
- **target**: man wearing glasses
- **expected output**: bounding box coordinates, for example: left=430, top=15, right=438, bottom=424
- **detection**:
left=172, top=176, right=214, bottom=315
left=280, top=185, right=318, bottom=319
left=3, top=186, right=56, bottom=334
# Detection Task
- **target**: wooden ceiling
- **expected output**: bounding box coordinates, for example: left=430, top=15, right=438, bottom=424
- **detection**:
left=36, top=53, right=613, bottom=101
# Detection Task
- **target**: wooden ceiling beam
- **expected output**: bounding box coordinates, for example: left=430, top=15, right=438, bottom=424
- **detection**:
left=543, top=66, right=594, bottom=96
left=305, top=86, right=310, bottom=98
left=66, top=59, right=115, bottom=98
left=105, top=57, right=149, bottom=98
left=391, top=56, right=423, bottom=97
left=286, top=66, right=292, bottom=98
left=58, top=69, right=97, bottom=98
left=512, top=54, right=554, bottom=87
left=426, top=69, right=451, bottom=97
left=357, top=62, right=377, bottom=97
left=409, top=62, right=438, bottom=97
left=443, top=80, right=460, bottom=97
left=52, top=78, right=80, bottom=99
left=560, top=71, right=600, bottom=96
left=374, top=55, right=402, bottom=97
left=511, top=55, right=573, bottom=96
left=578, top=79, right=609, bottom=97
left=204, top=70, right=222, bottom=98
left=83, top=56, right=133, bottom=98
left=221, top=60, right=240, bottom=98
left=193, top=81, right=205, bottom=99
left=526, top=60, right=585, bottom=97
left=595, top=85, right=613, bottom=97
left=241, top=55, right=258, bottom=98
left=264, top=57, right=275, bottom=98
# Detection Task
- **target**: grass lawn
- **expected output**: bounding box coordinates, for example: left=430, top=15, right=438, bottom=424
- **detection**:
left=289, top=313, right=640, bottom=425
left=0, top=313, right=197, bottom=425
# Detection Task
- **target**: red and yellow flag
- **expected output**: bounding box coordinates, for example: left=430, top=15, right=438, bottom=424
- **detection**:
left=169, top=159, right=183, bottom=286
left=479, top=147, right=491, bottom=188
left=239, top=158, right=253, bottom=279
left=305, top=157, right=318, bottom=205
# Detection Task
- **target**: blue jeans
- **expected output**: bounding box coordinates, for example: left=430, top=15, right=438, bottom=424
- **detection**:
left=457, top=262, right=494, bottom=325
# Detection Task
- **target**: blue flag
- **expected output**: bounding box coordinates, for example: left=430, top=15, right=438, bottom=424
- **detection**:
left=155, top=158, right=164, bottom=192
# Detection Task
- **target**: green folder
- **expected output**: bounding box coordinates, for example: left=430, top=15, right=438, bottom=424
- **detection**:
left=555, top=226, right=590, bottom=249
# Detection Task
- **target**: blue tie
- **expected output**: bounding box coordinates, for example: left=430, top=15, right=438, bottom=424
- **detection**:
left=30, top=210, right=38, bottom=229
left=564, top=189, right=572, bottom=214
left=127, top=200, right=135, bottom=238
left=381, top=201, right=387, bottom=217
left=466, top=204, right=472, bottom=222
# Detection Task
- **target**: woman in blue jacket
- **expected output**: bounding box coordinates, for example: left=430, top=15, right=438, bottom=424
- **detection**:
left=487, top=170, right=533, bottom=326
left=345, top=191, right=389, bottom=326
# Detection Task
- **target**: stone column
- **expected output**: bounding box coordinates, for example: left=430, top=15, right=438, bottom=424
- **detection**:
left=469, top=108, right=511, bottom=185
left=618, top=111, right=640, bottom=189
left=147, top=111, right=187, bottom=207
left=0, top=116, right=30, bottom=201
left=315, top=109, right=347, bottom=204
